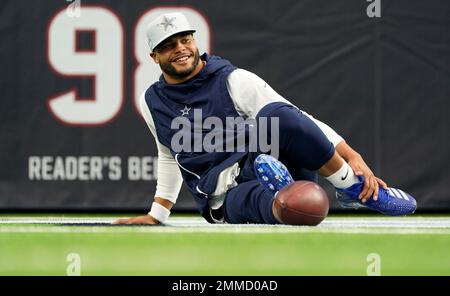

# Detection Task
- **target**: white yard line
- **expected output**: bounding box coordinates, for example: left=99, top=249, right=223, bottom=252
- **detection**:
left=0, top=226, right=449, bottom=235
left=0, top=217, right=449, bottom=234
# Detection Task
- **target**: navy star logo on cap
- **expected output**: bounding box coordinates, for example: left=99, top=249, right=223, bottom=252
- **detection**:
left=158, top=16, right=177, bottom=32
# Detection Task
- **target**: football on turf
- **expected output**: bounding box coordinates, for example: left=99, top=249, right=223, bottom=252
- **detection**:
left=273, top=181, right=329, bottom=226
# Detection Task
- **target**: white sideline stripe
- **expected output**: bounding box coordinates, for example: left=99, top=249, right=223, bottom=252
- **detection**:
left=0, top=226, right=450, bottom=235
left=1, top=217, right=450, bottom=226
left=0, top=217, right=449, bottom=235
left=0, top=225, right=449, bottom=235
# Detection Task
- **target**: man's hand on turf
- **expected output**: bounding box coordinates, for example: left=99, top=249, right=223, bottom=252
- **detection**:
left=112, top=197, right=173, bottom=225
left=112, top=215, right=160, bottom=225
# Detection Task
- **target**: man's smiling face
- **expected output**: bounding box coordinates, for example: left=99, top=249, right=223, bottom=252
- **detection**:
left=151, top=33, right=201, bottom=83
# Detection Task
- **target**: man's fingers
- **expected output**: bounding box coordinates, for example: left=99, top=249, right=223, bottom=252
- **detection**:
left=112, top=218, right=129, bottom=225
left=359, top=176, right=370, bottom=200
left=373, top=180, right=379, bottom=201
left=369, top=178, right=376, bottom=199
left=112, top=215, right=158, bottom=225
left=376, top=177, right=388, bottom=189
left=126, top=217, right=147, bottom=225
left=126, top=217, right=152, bottom=225
left=361, top=176, right=375, bottom=202
left=113, top=218, right=142, bottom=225
left=360, top=176, right=387, bottom=203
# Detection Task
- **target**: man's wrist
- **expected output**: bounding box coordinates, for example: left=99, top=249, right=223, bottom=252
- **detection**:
left=148, top=202, right=171, bottom=223
left=336, top=141, right=360, bottom=162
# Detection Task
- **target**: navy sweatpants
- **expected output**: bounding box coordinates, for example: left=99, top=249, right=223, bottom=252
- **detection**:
left=223, top=102, right=335, bottom=224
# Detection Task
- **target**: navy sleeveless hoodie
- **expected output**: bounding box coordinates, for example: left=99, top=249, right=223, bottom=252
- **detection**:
left=144, top=53, right=247, bottom=218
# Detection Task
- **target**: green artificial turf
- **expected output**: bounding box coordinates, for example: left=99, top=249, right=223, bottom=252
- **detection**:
left=0, top=223, right=449, bottom=275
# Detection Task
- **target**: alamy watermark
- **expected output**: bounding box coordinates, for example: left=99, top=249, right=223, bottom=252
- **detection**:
left=66, top=252, right=81, bottom=276
left=366, top=253, right=381, bottom=276
left=366, top=0, right=381, bottom=18
left=170, top=109, right=280, bottom=158
left=66, top=0, right=81, bottom=18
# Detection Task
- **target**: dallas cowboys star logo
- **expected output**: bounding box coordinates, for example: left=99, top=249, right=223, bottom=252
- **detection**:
left=158, top=16, right=177, bottom=32
left=180, top=106, right=191, bottom=116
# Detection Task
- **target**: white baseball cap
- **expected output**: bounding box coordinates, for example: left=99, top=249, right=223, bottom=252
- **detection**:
left=146, top=12, right=196, bottom=51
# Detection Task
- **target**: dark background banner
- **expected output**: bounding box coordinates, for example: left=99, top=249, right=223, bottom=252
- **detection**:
left=1, top=0, right=449, bottom=211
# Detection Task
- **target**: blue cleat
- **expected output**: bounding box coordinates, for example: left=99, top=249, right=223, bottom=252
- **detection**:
left=254, top=154, right=294, bottom=195
left=336, top=176, right=417, bottom=216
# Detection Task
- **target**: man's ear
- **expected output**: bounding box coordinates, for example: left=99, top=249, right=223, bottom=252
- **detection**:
left=150, top=52, right=159, bottom=64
